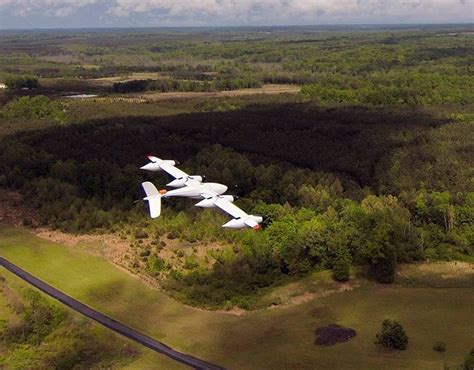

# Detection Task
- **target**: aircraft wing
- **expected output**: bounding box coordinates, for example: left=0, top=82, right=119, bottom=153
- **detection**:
left=214, top=197, right=248, bottom=219
left=141, top=156, right=202, bottom=187
left=159, top=162, right=189, bottom=180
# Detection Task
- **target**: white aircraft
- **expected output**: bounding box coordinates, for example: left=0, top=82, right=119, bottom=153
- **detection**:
left=140, top=155, right=263, bottom=230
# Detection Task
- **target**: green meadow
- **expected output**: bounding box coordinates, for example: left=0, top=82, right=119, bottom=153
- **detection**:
left=0, top=226, right=472, bottom=369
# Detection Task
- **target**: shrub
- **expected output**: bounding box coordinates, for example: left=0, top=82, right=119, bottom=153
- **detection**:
left=134, top=230, right=149, bottom=239
left=369, top=253, right=397, bottom=284
left=146, top=253, right=165, bottom=274
left=433, top=341, right=446, bottom=353
left=375, top=320, right=408, bottom=350
left=463, top=348, right=474, bottom=370
left=1, top=96, right=66, bottom=122
left=5, top=75, right=38, bottom=89
left=183, top=255, right=199, bottom=270
left=332, top=247, right=351, bottom=282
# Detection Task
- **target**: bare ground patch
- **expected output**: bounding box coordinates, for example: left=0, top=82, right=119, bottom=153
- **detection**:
left=314, top=324, right=357, bottom=346
left=64, top=84, right=301, bottom=104
left=136, top=84, right=301, bottom=102
left=0, top=190, right=38, bottom=227
left=33, top=228, right=168, bottom=291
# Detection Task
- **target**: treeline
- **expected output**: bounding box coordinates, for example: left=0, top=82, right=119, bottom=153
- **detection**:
left=112, top=77, right=261, bottom=94
left=4, top=76, right=38, bottom=89
left=2, top=28, right=473, bottom=106
left=0, top=96, right=66, bottom=122
left=301, top=72, right=474, bottom=105
left=158, top=146, right=473, bottom=308
left=70, top=64, right=214, bottom=80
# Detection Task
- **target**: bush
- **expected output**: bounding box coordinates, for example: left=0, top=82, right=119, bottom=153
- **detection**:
left=332, top=247, right=351, bottom=282
left=183, top=255, right=199, bottom=270
left=146, top=253, right=165, bottom=274
left=433, top=341, right=446, bottom=353
left=463, top=348, right=474, bottom=370
left=5, top=75, right=38, bottom=89
left=1, top=96, right=66, bottom=122
left=375, top=319, right=409, bottom=350
left=134, top=229, right=149, bottom=239
left=369, top=254, right=397, bottom=284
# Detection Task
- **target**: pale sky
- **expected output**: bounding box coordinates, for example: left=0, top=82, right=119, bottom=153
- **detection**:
left=0, top=0, right=473, bottom=29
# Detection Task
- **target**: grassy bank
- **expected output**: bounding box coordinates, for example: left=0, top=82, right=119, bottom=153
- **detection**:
left=0, top=226, right=472, bottom=369
left=0, top=267, right=184, bottom=369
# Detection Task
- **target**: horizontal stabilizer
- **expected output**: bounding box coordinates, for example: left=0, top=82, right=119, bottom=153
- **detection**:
left=141, top=182, right=161, bottom=218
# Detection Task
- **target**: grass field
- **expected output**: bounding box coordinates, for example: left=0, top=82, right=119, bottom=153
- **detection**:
left=0, top=225, right=472, bottom=369
left=0, top=268, right=185, bottom=370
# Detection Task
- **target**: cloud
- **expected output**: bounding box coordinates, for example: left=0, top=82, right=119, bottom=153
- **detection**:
left=0, top=0, right=472, bottom=24
left=106, top=0, right=472, bottom=24
left=1, top=0, right=101, bottom=17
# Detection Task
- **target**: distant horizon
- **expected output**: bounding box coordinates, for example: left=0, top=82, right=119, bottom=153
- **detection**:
left=1, top=22, right=473, bottom=32
left=1, top=0, right=472, bottom=30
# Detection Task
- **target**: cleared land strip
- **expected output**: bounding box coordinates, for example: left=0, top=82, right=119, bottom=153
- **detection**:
left=66, top=84, right=301, bottom=103
left=0, top=256, right=225, bottom=370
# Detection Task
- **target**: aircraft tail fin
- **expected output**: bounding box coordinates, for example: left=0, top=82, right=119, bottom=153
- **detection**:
left=141, top=182, right=161, bottom=218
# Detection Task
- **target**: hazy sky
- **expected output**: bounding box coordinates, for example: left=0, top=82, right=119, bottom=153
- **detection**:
left=0, top=0, right=473, bottom=29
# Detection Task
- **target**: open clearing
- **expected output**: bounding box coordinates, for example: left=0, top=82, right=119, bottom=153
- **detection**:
left=0, top=226, right=473, bottom=370
left=136, top=84, right=301, bottom=101
left=63, top=83, right=301, bottom=103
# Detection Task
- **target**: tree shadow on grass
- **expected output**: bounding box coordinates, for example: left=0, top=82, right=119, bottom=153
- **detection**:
left=5, top=103, right=449, bottom=188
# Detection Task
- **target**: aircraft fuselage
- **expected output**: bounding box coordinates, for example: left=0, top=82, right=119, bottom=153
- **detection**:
left=162, top=182, right=228, bottom=199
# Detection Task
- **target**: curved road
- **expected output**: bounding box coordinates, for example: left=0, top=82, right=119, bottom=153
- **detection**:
left=0, top=256, right=225, bottom=370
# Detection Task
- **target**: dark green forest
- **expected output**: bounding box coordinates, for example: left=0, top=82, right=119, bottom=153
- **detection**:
left=0, top=103, right=472, bottom=307
left=0, top=25, right=472, bottom=104
left=0, top=26, right=473, bottom=309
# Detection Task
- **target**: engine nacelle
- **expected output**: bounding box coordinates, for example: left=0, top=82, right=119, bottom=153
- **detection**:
left=167, top=178, right=187, bottom=188
left=220, top=195, right=235, bottom=202
left=195, top=195, right=234, bottom=208
left=167, top=175, right=203, bottom=188
left=195, top=198, right=216, bottom=208
left=253, top=216, right=263, bottom=224
left=222, top=218, right=247, bottom=228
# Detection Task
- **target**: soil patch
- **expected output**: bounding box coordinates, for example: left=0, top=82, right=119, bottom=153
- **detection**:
left=315, top=324, right=357, bottom=346
left=0, top=190, right=38, bottom=227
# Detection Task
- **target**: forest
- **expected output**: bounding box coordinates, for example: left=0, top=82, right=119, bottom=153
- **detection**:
left=0, top=25, right=473, bottom=309
left=0, top=25, right=472, bottom=104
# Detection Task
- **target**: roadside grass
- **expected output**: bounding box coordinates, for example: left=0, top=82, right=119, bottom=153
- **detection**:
left=0, top=286, right=13, bottom=356
left=0, top=268, right=186, bottom=370
left=0, top=226, right=472, bottom=370
left=0, top=283, right=12, bottom=321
